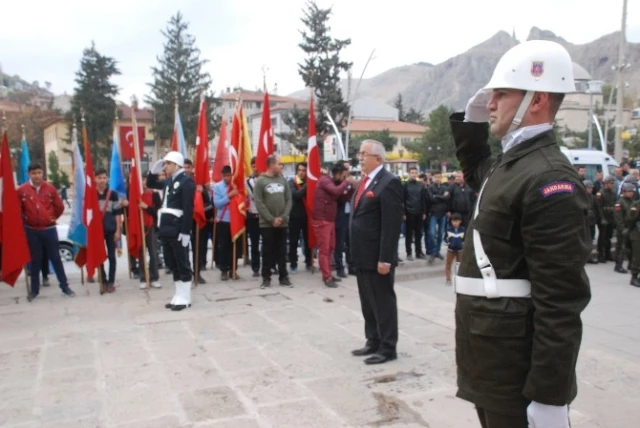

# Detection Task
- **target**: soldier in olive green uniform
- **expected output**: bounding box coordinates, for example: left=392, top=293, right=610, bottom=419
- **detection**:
left=596, top=176, right=617, bottom=262
left=583, top=180, right=602, bottom=264
left=613, top=182, right=636, bottom=274
left=452, top=41, right=591, bottom=428
left=627, top=198, right=640, bottom=287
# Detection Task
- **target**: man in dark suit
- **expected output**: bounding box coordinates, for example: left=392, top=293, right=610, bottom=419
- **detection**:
left=349, top=139, right=404, bottom=365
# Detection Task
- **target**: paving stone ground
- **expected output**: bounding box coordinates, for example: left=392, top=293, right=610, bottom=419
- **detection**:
left=0, top=249, right=638, bottom=428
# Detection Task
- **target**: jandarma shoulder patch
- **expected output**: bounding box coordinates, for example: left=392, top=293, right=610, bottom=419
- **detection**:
left=539, top=181, right=575, bottom=197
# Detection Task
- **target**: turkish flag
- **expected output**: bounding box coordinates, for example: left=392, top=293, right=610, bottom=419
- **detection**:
left=256, top=91, right=273, bottom=173
left=119, top=126, right=145, bottom=160
left=306, top=93, right=319, bottom=249
left=82, top=126, right=107, bottom=278
left=193, top=98, right=208, bottom=229
left=229, top=109, right=246, bottom=241
left=212, top=117, right=229, bottom=183
left=0, top=132, right=30, bottom=286
left=229, top=193, right=246, bottom=241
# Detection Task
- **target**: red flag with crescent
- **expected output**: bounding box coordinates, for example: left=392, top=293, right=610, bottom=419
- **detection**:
left=119, top=126, right=145, bottom=160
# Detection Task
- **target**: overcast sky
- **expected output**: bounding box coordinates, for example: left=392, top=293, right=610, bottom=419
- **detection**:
left=1, top=0, right=639, bottom=106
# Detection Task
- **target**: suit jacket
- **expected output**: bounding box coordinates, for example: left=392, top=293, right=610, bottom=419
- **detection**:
left=349, top=167, right=403, bottom=270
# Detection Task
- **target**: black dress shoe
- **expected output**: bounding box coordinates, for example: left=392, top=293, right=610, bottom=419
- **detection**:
left=165, top=303, right=174, bottom=309
left=364, top=353, right=397, bottom=365
left=351, top=345, right=378, bottom=356
left=171, top=304, right=191, bottom=311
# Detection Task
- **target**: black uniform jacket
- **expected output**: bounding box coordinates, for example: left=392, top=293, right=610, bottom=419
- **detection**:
left=147, top=171, right=196, bottom=239
left=349, top=167, right=403, bottom=270
left=450, top=112, right=592, bottom=415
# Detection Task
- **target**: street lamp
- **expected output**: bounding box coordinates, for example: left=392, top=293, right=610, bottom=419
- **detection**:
left=586, top=79, right=604, bottom=149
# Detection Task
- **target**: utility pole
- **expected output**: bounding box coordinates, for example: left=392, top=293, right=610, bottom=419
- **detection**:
left=344, top=49, right=375, bottom=158
left=614, top=0, right=628, bottom=162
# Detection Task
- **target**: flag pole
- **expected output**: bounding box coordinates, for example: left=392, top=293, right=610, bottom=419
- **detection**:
left=211, top=214, right=217, bottom=269
left=232, top=241, right=237, bottom=280
left=115, top=108, right=132, bottom=279
left=131, top=97, right=150, bottom=289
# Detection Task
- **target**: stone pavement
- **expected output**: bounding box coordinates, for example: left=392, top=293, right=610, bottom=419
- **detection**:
left=1, top=256, right=639, bottom=428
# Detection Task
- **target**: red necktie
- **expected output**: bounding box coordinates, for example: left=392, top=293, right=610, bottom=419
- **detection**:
left=354, top=175, right=369, bottom=208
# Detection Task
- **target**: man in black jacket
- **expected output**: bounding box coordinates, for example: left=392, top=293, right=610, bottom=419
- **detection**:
left=427, top=173, right=449, bottom=262
left=447, top=172, right=475, bottom=227
left=288, top=162, right=311, bottom=273
left=403, top=167, right=427, bottom=260
left=184, top=158, right=212, bottom=284
left=350, top=139, right=403, bottom=365
left=335, top=160, right=354, bottom=278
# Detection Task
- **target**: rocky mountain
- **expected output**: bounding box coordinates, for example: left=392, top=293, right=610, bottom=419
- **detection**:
left=290, top=27, right=640, bottom=114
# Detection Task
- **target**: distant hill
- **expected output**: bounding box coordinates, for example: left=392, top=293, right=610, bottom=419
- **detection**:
left=290, top=27, right=640, bottom=114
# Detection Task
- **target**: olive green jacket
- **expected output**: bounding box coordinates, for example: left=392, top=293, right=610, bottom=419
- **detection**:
left=450, top=112, right=592, bottom=416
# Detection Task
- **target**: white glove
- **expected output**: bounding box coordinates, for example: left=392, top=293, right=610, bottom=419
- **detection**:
left=526, top=401, right=570, bottom=428
left=151, top=159, right=165, bottom=175
left=178, top=233, right=190, bottom=248
left=464, top=88, right=491, bottom=123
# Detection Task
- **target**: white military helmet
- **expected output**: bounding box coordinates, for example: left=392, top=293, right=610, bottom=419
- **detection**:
left=163, top=151, right=184, bottom=167
left=484, top=40, right=576, bottom=94
left=484, top=40, right=575, bottom=133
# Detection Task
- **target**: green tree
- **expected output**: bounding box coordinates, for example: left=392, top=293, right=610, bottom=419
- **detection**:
left=404, top=107, right=425, bottom=125
left=67, top=41, right=120, bottom=167
left=394, top=93, right=405, bottom=121
left=405, top=105, right=457, bottom=170
left=47, top=151, right=69, bottom=188
left=350, top=129, right=396, bottom=159
left=276, top=105, right=310, bottom=154
left=146, top=12, right=219, bottom=144
left=296, top=1, right=352, bottom=138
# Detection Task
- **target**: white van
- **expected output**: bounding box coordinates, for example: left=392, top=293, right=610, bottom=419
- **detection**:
left=560, top=147, right=619, bottom=182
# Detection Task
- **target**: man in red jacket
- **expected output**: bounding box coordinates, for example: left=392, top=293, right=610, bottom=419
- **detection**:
left=17, top=162, right=75, bottom=300
left=312, top=162, right=355, bottom=288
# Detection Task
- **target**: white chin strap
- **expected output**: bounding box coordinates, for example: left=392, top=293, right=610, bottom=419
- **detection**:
left=508, top=91, right=534, bottom=133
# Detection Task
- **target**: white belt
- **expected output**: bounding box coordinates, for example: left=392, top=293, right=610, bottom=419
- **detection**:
left=157, top=208, right=184, bottom=228
left=158, top=208, right=184, bottom=218
left=454, top=275, right=531, bottom=298
left=468, top=169, right=531, bottom=299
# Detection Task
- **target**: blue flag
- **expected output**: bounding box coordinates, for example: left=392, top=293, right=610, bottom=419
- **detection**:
left=18, top=137, right=30, bottom=185
left=68, top=128, right=86, bottom=259
left=109, top=128, right=126, bottom=197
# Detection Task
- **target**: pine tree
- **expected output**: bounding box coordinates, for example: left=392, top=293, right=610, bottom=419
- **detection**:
left=67, top=41, right=120, bottom=166
left=146, top=12, right=219, bottom=146
left=296, top=1, right=351, bottom=138
left=394, top=94, right=405, bottom=122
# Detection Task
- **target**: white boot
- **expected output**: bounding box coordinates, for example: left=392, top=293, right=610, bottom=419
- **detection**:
left=165, top=282, right=180, bottom=309
left=171, top=281, right=191, bottom=311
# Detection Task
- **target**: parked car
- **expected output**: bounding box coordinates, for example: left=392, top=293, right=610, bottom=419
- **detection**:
left=56, top=224, right=74, bottom=262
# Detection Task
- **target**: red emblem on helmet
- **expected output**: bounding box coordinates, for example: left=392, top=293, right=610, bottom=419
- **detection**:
left=531, top=61, right=544, bottom=78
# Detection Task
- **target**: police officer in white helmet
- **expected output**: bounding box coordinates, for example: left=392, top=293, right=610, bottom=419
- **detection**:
left=147, top=151, right=196, bottom=311
left=450, top=40, right=591, bottom=427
